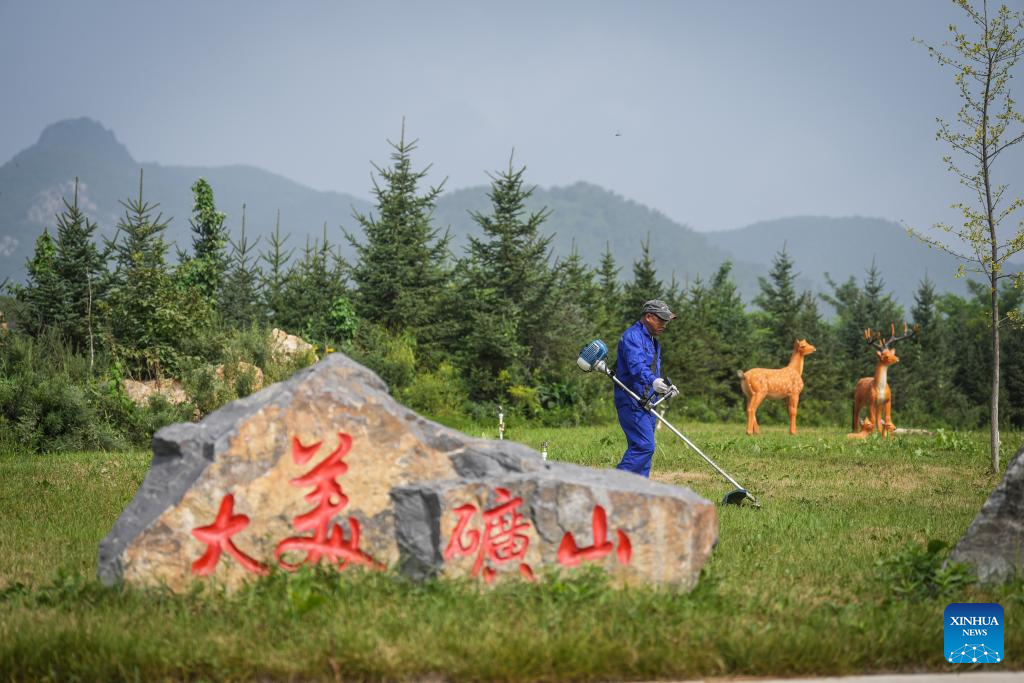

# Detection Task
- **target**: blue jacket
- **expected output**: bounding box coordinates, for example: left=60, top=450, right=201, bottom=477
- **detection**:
left=614, top=319, right=661, bottom=405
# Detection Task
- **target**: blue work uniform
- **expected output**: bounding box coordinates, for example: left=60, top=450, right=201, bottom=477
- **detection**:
left=614, top=319, right=661, bottom=477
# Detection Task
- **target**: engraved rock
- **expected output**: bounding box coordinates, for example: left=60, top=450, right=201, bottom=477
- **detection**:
left=99, top=352, right=717, bottom=592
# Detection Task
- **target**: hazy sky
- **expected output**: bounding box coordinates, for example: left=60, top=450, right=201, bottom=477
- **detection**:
left=3, top=0, right=1023, bottom=233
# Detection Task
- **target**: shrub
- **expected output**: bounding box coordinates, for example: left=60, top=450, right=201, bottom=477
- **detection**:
left=401, top=362, right=466, bottom=418
left=350, top=324, right=417, bottom=392
left=875, top=539, right=976, bottom=601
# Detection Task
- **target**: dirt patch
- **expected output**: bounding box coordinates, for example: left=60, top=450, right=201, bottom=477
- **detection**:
left=653, top=470, right=715, bottom=486
left=858, top=464, right=958, bottom=493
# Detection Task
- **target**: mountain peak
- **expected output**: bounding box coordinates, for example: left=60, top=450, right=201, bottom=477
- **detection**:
left=36, top=117, right=134, bottom=164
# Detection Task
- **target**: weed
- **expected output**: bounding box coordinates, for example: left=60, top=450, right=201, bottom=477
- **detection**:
left=875, top=539, right=976, bottom=601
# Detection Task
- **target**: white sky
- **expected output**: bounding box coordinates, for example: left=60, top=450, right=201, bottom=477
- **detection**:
left=2, top=0, right=1023, bottom=233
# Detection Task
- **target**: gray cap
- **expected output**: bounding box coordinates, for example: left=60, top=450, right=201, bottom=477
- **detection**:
left=641, top=299, right=676, bottom=321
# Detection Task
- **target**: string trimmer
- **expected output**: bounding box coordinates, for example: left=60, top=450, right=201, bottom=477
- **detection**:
left=577, top=339, right=759, bottom=507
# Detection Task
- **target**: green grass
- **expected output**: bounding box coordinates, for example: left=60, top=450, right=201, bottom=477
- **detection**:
left=1, top=424, right=1023, bottom=681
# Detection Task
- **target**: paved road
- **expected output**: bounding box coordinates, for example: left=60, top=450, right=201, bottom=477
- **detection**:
left=692, top=673, right=1022, bottom=683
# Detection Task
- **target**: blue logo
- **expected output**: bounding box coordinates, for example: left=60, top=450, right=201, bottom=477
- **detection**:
left=944, top=603, right=1004, bottom=663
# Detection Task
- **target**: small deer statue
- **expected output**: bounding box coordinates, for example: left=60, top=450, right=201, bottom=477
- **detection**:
left=852, top=323, right=917, bottom=437
left=738, top=339, right=817, bottom=436
left=846, top=417, right=874, bottom=440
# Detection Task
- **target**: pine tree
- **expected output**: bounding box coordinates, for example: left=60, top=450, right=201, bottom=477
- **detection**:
left=106, top=170, right=211, bottom=377
left=466, top=156, right=554, bottom=345
left=220, top=205, right=264, bottom=328
left=346, top=123, right=452, bottom=342
left=862, top=260, right=905, bottom=332
left=822, top=260, right=905, bottom=385
left=178, top=178, right=230, bottom=306
left=51, top=179, right=107, bottom=361
left=551, top=242, right=596, bottom=359
left=458, top=155, right=557, bottom=394
left=259, top=211, right=294, bottom=326
left=278, top=226, right=351, bottom=346
left=622, top=233, right=662, bottom=323
left=899, top=276, right=967, bottom=425
left=18, top=229, right=64, bottom=334
left=594, top=242, right=622, bottom=334
left=753, top=247, right=802, bottom=364
left=821, top=273, right=869, bottom=369
left=704, top=263, right=754, bottom=410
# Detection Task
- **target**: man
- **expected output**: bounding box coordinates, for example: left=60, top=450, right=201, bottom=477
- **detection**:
left=614, top=299, right=676, bottom=477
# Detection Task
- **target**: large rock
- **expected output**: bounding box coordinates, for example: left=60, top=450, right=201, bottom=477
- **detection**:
left=269, top=328, right=317, bottom=363
left=214, top=361, right=265, bottom=392
left=122, top=378, right=189, bottom=407
left=393, top=466, right=716, bottom=588
left=99, top=353, right=717, bottom=592
left=951, top=443, right=1024, bottom=582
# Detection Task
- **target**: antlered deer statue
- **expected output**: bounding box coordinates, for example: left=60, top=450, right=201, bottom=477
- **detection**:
left=739, top=339, right=817, bottom=436
left=852, top=323, right=917, bottom=437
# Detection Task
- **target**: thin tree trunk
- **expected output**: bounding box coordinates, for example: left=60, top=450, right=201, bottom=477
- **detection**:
left=87, top=272, right=94, bottom=374
left=980, top=25, right=1000, bottom=474
left=991, top=287, right=1000, bottom=473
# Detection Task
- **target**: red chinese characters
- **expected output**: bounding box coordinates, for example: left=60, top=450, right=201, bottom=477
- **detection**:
left=556, top=505, right=632, bottom=568
left=444, top=487, right=535, bottom=582
left=275, top=432, right=382, bottom=572
left=191, top=493, right=269, bottom=576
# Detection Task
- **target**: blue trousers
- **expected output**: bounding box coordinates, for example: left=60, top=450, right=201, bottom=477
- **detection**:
left=615, top=399, right=656, bottom=477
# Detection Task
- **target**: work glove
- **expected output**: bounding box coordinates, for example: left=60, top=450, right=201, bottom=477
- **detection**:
left=652, top=377, right=671, bottom=394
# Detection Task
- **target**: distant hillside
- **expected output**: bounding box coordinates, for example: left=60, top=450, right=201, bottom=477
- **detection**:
left=703, top=216, right=973, bottom=309
left=433, top=183, right=763, bottom=294
left=0, top=118, right=373, bottom=284
left=0, top=118, right=989, bottom=313
left=0, top=119, right=763, bottom=297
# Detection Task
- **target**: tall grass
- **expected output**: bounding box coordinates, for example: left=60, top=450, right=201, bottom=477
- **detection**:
left=1, top=425, right=1022, bottom=681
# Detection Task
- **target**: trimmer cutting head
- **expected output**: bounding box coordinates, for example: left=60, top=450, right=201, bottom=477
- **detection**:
left=722, top=488, right=759, bottom=508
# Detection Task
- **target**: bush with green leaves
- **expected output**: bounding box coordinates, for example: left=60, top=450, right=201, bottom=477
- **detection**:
left=0, top=331, right=194, bottom=454
left=875, top=539, right=976, bottom=601
left=401, top=361, right=466, bottom=418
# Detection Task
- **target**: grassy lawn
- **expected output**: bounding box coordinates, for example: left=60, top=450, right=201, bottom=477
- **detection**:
left=1, top=423, right=1022, bottom=681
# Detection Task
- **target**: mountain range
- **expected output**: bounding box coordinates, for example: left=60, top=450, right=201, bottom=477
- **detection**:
left=0, top=118, right=981, bottom=311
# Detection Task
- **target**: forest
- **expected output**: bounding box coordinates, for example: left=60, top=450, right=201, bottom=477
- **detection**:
left=1, top=132, right=1023, bottom=455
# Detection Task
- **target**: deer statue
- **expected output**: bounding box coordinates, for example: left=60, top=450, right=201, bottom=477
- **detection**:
left=852, top=323, right=917, bottom=437
left=847, top=417, right=874, bottom=440
left=738, top=339, right=817, bottom=436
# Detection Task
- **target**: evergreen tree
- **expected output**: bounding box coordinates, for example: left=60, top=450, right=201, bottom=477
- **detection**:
left=595, top=241, right=622, bottom=339
left=662, top=263, right=752, bottom=417
left=622, top=233, right=662, bottom=324
left=278, top=227, right=351, bottom=346
left=106, top=170, right=212, bottom=377
left=458, top=155, right=556, bottom=395
left=752, top=246, right=802, bottom=364
left=861, top=260, right=904, bottom=330
left=792, top=288, right=840, bottom=417
left=467, top=157, right=554, bottom=347
left=665, top=275, right=715, bottom=409
left=17, top=229, right=63, bottom=334
left=220, top=205, right=264, bottom=328
left=551, top=242, right=596, bottom=355
left=52, top=179, right=107, bottom=361
left=346, top=123, right=452, bottom=343
left=821, top=273, right=869, bottom=369
left=178, top=178, right=230, bottom=306
left=822, top=261, right=905, bottom=388
left=259, top=211, right=294, bottom=326
left=899, top=276, right=968, bottom=426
